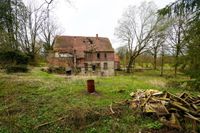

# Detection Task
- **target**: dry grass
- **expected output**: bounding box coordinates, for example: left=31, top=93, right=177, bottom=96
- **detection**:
left=0, top=68, right=198, bottom=132
left=148, top=79, right=166, bottom=88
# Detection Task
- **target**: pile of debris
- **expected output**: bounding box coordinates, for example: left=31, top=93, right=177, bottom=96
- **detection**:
left=129, top=90, right=200, bottom=131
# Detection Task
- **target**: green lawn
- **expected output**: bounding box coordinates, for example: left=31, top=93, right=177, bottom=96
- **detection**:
left=0, top=68, right=197, bottom=132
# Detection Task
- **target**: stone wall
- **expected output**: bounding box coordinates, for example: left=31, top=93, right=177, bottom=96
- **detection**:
left=83, top=61, right=114, bottom=76
left=85, top=52, right=114, bottom=62
left=49, top=51, right=115, bottom=76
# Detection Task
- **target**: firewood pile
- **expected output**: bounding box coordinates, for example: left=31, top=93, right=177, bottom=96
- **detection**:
left=129, top=90, right=200, bottom=131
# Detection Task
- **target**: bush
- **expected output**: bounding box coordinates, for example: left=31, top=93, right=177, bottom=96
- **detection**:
left=0, top=50, right=29, bottom=73
left=186, top=79, right=200, bottom=90
left=166, top=79, right=187, bottom=89
left=185, top=69, right=200, bottom=90
left=166, top=79, right=182, bottom=88
left=6, top=65, right=28, bottom=73
left=53, top=67, right=66, bottom=74
left=42, top=67, right=66, bottom=74
left=0, top=50, right=29, bottom=68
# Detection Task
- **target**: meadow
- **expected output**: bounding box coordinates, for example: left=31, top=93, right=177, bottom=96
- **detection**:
left=0, top=67, right=197, bottom=133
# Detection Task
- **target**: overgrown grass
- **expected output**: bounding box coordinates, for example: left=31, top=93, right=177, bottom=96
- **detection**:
left=0, top=67, right=198, bottom=132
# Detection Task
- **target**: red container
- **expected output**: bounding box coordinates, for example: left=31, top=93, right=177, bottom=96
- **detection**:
left=87, top=80, right=95, bottom=93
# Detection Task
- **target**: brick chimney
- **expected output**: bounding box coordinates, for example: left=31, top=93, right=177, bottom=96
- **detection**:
left=96, top=34, right=98, bottom=40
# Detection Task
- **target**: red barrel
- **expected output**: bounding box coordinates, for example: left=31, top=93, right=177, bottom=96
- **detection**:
left=87, top=80, right=95, bottom=93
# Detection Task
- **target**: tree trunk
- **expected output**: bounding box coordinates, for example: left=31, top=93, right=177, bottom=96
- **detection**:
left=174, top=56, right=178, bottom=77
left=7, top=0, right=16, bottom=49
left=160, top=45, right=164, bottom=76
left=174, top=17, right=182, bottom=77
left=127, top=56, right=135, bottom=73
left=153, top=52, right=157, bottom=70
left=174, top=39, right=181, bottom=77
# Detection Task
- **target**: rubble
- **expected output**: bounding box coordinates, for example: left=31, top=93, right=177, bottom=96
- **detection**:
left=129, top=90, right=200, bottom=131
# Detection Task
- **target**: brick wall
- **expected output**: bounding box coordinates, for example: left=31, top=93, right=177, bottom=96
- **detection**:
left=85, top=52, right=114, bottom=62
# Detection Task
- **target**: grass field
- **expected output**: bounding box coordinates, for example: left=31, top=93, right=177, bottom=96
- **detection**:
left=0, top=67, right=198, bottom=133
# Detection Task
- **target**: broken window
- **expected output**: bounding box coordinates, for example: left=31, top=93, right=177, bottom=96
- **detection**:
left=103, top=63, right=108, bottom=70
left=85, top=63, right=88, bottom=71
left=96, top=63, right=100, bottom=70
left=97, top=53, right=100, bottom=59
left=104, top=53, right=107, bottom=59
left=85, top=53, right=91, bottom=59
left=92, top=65, right=96, bottom=71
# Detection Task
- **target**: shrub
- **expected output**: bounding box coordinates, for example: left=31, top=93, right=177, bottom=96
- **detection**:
left=42, top=67, right=66, bottom=74
left=166, top=79, right=182, bottom=88
left=53, top=67, right=66, bottom=74
left=0, top=51, right=29, bottom=73
left=0, top=50, right=29, bottom=68
left=186, top=79, right=200, bottom=90
left=185, top=69, right=200, bottom=90
left=6, top=65, right=28, bottom=73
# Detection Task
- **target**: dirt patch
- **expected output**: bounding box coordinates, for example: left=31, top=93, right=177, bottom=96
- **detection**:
left=81, top=90, right=102, bottom=97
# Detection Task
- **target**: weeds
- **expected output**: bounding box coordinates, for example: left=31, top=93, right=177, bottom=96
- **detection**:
left=0, top=68, right=198, bottom=132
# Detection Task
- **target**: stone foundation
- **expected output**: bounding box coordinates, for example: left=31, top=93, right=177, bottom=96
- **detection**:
left=82, top=61, right=114, bottom=76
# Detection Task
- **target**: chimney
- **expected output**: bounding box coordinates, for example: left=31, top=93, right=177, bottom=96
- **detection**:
left=96, top=34, right=98, bottom=39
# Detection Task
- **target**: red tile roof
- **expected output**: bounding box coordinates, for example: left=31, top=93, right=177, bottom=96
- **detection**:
left=53, top=35, right=114, bottom=58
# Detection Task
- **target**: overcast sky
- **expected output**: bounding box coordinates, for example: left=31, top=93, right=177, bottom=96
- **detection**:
left=30, top=0, right=176, bottom=49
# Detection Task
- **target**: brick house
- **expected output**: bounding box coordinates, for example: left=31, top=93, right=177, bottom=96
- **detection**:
left=48, top=34, right=115, bottom=76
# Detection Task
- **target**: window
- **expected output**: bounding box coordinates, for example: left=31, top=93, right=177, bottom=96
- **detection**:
left=85, top=63, right=88, bottom=71
left=96, top=63, right=100, bottom=70
left=86, top=53, right=91, bottom=59
left=92, top=65, right=96, bottom=71
left=97, top=53, right=100, bottom=59
left=103, top=63, right=108, bottom=70
left=104, top=53, right=107, bottom=59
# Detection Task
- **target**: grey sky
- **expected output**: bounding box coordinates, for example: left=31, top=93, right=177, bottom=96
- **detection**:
left=53, top=0, right=175, bottom=49
left=25, top=0, right=176, bottom=49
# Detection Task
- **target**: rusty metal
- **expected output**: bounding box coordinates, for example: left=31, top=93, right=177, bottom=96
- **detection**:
left=87, top=80, right=95, bottom=93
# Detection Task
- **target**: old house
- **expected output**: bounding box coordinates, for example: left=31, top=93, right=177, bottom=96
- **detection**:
left=48, top=34, right=115, bottom=76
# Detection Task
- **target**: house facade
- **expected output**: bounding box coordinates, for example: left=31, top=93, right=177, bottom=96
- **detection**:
left=48, top=34, right=115, bottom=76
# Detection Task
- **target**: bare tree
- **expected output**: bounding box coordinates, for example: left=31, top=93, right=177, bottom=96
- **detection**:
left=165, top=10, right=188, bottom=77
left=160, top=42, right=165, bottom=76
left=40, top=18, right=61, bottom=52
left=40, top=3, right=63, bottom=56
left=17, top=2, right=47, bottom=62
left=149, top=34, right=161, bottom=70
left=115, top=2, right=159, bottom=73
left=116, top=45, right=128, bottom=69
left=17, top=0, right=69, bottom=63
left=149, top=21, right=167, bottom=70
